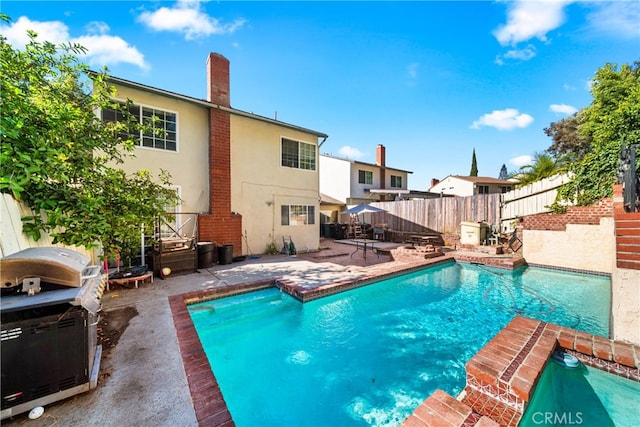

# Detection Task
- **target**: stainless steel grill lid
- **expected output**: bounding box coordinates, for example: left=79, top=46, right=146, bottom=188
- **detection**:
left=1, top=247, right=95, bottom=289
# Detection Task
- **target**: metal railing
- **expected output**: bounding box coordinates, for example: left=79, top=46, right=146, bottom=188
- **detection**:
left=619, top=142, right=639, bottom=213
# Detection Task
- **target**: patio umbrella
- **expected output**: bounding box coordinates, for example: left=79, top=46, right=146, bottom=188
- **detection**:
left=341, top=203, right=386, bottom=224
left=341, top=203, right=386, bottom=215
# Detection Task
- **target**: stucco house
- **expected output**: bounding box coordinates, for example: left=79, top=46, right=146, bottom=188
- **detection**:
left=101, top=53, right=328, bottom=257
left=319, top=145, right=412, bottom=220
left=429, top=175, right=513, bottom=197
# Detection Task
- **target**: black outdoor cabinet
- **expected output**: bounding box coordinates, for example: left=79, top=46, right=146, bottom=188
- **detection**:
left=1, top=305, right=91, bottom=411
left=147, top=246, right=197, bottom=276
left=334, top=223, right=348, bottom=239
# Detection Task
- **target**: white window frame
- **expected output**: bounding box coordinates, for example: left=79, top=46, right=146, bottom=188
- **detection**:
left=102, top=99, right=179, bottom=152
left=281, top=205, right=316, bottom=226
left=281, top=138, right=316, bottom=171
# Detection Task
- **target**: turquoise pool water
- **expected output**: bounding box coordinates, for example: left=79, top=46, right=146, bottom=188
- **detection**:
left=189, top=263, right=611, bottom=426
left=520, top=360, right=640, bottom=426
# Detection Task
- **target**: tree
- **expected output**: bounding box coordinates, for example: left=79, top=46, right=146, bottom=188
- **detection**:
left=557, top=61, right=640, bottom=205
left=512, top=152, right=565, bottom=188
left=469, top=148, right=478, bottom=176
left=498, top=164, right=508, bottom=180
left=544, top=112, right=591, bottom=160
left=0, top=15, right=179, bottom=263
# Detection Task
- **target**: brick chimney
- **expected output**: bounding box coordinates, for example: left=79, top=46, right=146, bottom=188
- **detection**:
left=431, top=178, right=440, bottom=188
left=376, top=144, right=386, bottom=167
left=376, top=144, right=386, bottom=201
left=207, top=53, right=230, bottom=107
left=199, top=53, right=242, bottom=256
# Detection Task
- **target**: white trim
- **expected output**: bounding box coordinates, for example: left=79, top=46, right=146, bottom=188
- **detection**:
left=280, top=136, right=318, bottom=172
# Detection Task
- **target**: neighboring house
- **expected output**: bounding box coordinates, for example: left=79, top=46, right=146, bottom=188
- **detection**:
left=429, top=175, right=513, bottom=197
left=319, top=144, right=412, bottom=214
left=101, top=53, right=327, bottom=256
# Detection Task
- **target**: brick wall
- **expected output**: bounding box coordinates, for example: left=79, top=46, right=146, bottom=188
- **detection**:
left=523, top=198, right=613, bottom=231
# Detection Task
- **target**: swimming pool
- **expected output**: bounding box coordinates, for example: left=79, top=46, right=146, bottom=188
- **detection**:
left=189, top=263, right=611, bottom=426
left=520, top=358, right=640, bottom=426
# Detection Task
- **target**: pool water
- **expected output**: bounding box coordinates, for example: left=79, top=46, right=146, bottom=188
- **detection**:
left=520, top=360, right=640, bottom=426
left=189, top=263, right=611, bottom=426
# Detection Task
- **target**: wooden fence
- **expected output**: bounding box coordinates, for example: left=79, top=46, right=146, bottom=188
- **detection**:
left=0, top=193, right=93, bottom=260
left=366, top=174, right=569, bottom=235
left=369, top=194, right=501, bottom=235
left=500, top=174, right=570, bottom=226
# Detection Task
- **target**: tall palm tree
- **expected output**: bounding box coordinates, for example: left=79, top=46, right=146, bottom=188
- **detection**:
left=511, top=152, right=567, bottom=187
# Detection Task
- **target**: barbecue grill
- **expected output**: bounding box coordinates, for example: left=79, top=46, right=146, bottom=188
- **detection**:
left=1, top=247, right=106, bottom=420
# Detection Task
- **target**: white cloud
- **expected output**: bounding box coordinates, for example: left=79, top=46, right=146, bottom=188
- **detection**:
left=338, top=146, right=365, bottom=159
left=1, top=17, right=148, bottom=70
left=549, top=104, right=577, bottom=115
left=496, top=44, right=537, bottom=64
left=86, top=21, right=110, bottom=35
left=494, top=0, right=574, bottom=46
left=75, top=34, right=148, bottom=70
left=586, top=1, right=640, bottom=39
left=503, top=44, right=536, bottom=61
left=1, top=16, right=69, bottom=47
left=563, top=83, right=577, bottom=91
left=510, top=155, right=532, bottom=168
left=137, top=0, right=246, bottom=40
left=471, top=108, right=534, bottom=131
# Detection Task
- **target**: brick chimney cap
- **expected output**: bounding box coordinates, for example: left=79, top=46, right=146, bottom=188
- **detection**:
left=208, top=52, right=229, bottom=62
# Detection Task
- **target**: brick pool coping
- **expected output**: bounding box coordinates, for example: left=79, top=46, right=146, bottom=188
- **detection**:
left=168, top=255, right=632, bottom=426
left=403, top=316, right=640, bottom=427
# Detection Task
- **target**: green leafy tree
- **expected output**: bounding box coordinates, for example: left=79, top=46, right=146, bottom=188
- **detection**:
left=544, top=112, right=591, bottom=161
left=469, top=148, right=478, bottom=176
left=557, top=61, right=640, bottom=205
left=0, top=15, right=179, bottom=263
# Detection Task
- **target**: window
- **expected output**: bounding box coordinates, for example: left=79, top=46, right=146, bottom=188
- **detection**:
left=478, top=185, right=489, bottom=194
left=142, top=107, right=177, bottom=151
left=501, top=186, right=512, bottom=193
left=281, top=205, right=315, bottom=225
left=358, top=170, right=373, bottom=184
left=102, top=101, right=177, bottom=151
left=391, top=175, right=402, bottom=188
left=281, top=138, right=316, bottom=170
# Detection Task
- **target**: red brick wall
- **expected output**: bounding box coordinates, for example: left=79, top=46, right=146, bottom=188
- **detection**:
left=523, top=198, right=613, bottom=231
left=198, top=214, right=242, bottom=255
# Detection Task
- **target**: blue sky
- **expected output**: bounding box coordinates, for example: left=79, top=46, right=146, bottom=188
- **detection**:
left=2, top=1, right=639, bottom=190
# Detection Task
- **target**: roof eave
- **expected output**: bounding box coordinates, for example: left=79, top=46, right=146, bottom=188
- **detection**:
left=97, top=72, right=329, bottom=139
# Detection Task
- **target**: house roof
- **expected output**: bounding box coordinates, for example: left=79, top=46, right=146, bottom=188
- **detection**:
left=319, top=193, right=345, bottom=205
left=320, top=153, right=413, bottom=174
left=95, top=72, right=329, bottom=139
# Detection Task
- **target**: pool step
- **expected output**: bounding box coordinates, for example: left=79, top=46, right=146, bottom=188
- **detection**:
left=190, top=288, right=293, bottom=326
